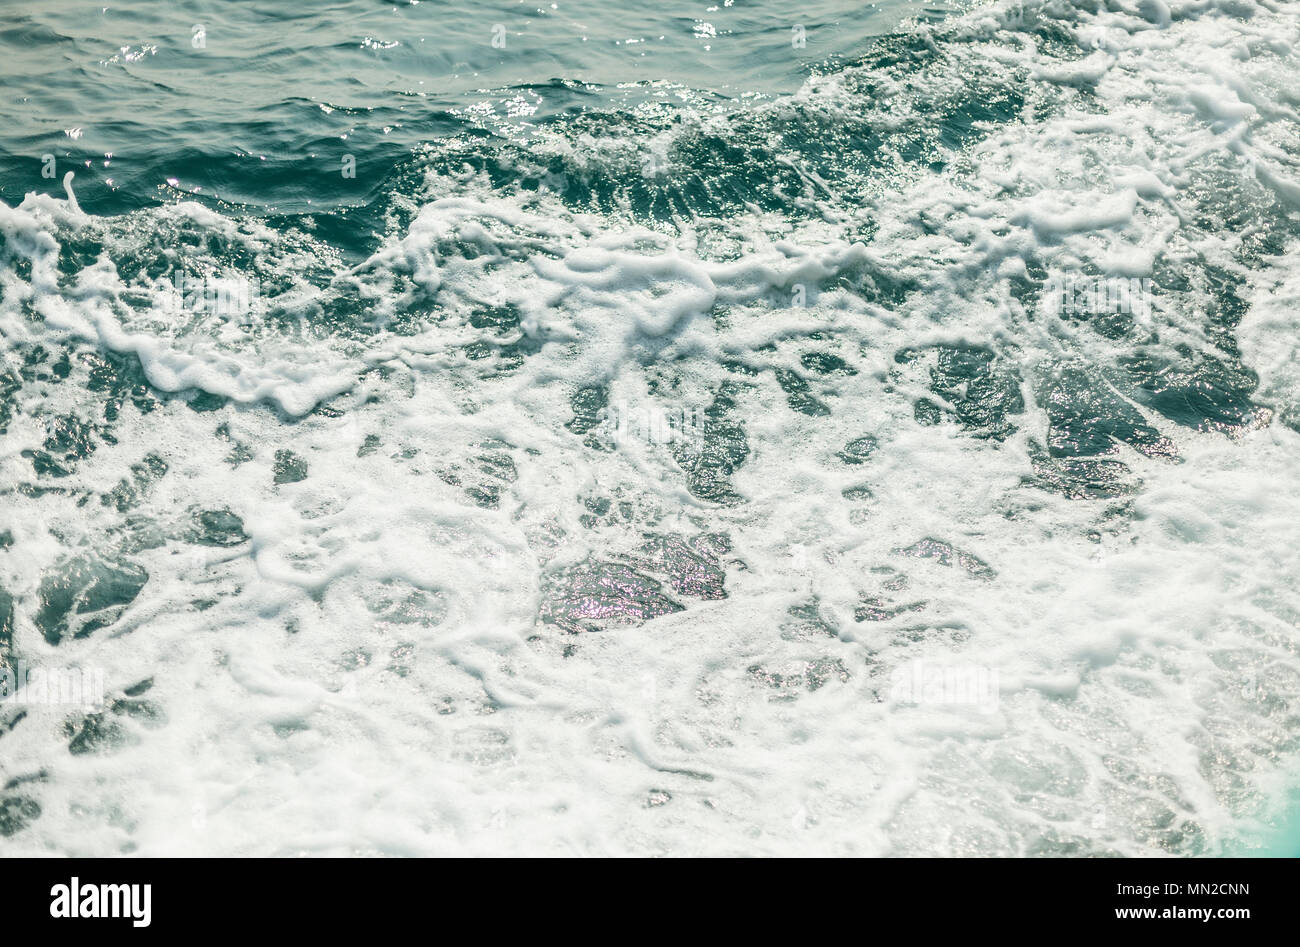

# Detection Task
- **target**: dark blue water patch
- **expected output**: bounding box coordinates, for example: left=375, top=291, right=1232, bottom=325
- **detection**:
left=0, top=587, right=13, bottom=670
left=1, top=105, right=462, bottom=217
left=894, top=537, right=996, bottom=580
left=0, top=14, right=73, bottom=50
left=896, top=343, right=1026, bottom=441
left=1043, top=365, right=1176, bottom=460
left=618, top=533, right=729, bottom=601
left=437, top=442, right=520, bottom=509
left=0, top=343, right=176, bottom=483
left=272, top=449, right=309, bottom=485
left=35, top=554, right=150, bottom=646
left=854, top=592, right=925, bottom=623
left=23, top=413, right=100, bottom=480
left=670, top=379, right=752, bottom=505
left=748, top=657, right=850, bottom=693
left=64, top=711, right=134, bottom=756
left=187, top=509, right=248, bottom=547
left=1119, top=348, right=1260, bottom=438
left=800, top=350, right=857, bottom=376
left=102, top=453, right=168, bottom=514
left=565, top=383, right=609, bottom=443
left=1025, top=440, right=1140, bottom=501
left=4, top=141, right=408, bottom=219
left=774, top=367, right=832, bottom=417
left=539, top=558, right=684, bottom=634
left=780, top=598, right=841, bottom=640
left=837, top=436, right=878, bottom=466
left=0, top=794, right=41, bottom=837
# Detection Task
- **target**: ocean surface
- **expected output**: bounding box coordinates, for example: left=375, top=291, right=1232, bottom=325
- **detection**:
left=1, top=0, right=1299, bottom=856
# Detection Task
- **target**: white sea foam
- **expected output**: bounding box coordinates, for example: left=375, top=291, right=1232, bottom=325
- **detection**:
left=0, top=0, right=1298, bottom=855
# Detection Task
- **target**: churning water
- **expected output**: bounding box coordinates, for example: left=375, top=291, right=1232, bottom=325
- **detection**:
left=1, top=0, right=1299, bottom=856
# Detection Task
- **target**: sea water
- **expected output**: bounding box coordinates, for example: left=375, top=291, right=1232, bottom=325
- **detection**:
left=1, top=0, right=1298, bottom=856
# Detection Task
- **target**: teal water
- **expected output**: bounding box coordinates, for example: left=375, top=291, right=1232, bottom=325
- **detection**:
left=0, top=0, right=954, bottom=214
left=2, top=0, right=1300, bottom=856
